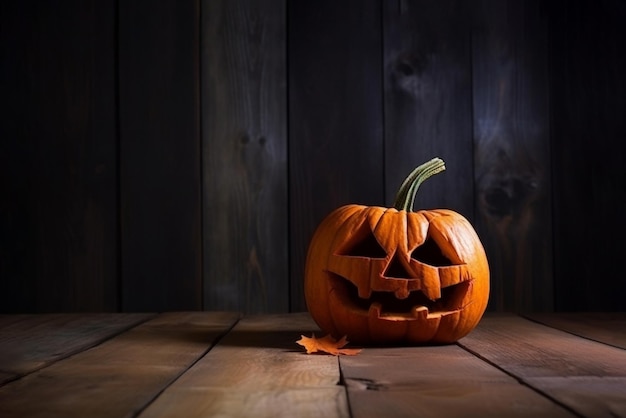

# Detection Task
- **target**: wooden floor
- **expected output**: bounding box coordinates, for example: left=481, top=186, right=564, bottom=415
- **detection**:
left=0, top=312, right=624, bottom=418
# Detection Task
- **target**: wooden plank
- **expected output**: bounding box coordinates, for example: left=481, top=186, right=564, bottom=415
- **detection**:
left=383, top=0, right=474, bottom=218
left=0, top=313, right=152, bottom=384
left=0, top=312, right=239, bottom=418
left=139, top=313, right=349, bottom=418
left=549, top=0, right=626, bottom=311
left=459, top=314, right=626, bottom=417
left=202, top=0, right=288, bottom=313
left=524, top=312, right=626, bottom=350
left=0, top=0, right=118, bottom=312
left=288, top=0, right=384, bottom=312
left=118, top=0, right=202, bottom=311
left=472, top=0, right=552, bottom=311
left=341, top=345, right=574, bottom=417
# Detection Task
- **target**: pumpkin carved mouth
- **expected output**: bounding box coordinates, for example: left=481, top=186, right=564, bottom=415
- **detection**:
left=329, top=273, right=471, bottom=320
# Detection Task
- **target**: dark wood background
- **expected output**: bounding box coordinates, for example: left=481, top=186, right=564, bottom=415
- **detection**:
left=2, top=0, right=625, bottom=314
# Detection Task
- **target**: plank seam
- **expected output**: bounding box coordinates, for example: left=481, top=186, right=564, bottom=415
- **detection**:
left=456, top=339, right=586, bottom=418
left=197, top=0, right=205, bottom=311
left=0, top=313, right=157, bottom=388
left=132, top=313, right=243, bottom=418
left=380, top=0, right=387, bottom=207
left=337, top=356, right=355, bottom=418
left=286, top=0, right=293, bottom=313
left=114, top=0, right=123, bottom=313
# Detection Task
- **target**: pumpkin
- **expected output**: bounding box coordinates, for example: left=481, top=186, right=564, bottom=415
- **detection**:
left=304, top=158, right=489, bottom=344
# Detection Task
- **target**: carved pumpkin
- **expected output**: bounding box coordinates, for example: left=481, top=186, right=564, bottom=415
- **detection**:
left=304, top=158, right=489, bottom=344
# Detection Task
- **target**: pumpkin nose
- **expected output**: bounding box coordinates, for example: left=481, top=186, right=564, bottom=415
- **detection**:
left=379, top=252, right=413, bottom=299
left=382, top=253, right=412, bottom=279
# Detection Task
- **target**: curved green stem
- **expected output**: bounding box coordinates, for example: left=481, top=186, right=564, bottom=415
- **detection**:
left=392, top=157, right=446, bottom=211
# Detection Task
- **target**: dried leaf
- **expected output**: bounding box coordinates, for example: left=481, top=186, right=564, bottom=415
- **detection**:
left=296, top=333, right=362, bottom=356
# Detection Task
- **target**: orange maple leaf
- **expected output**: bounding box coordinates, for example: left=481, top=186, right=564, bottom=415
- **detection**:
left=296, top=333, right=362, bottom=356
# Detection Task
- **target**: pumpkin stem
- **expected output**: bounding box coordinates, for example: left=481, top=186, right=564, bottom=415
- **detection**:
left=393, top=157, right=446, bottom=212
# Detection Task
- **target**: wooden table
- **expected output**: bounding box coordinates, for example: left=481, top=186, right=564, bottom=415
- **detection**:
left=0, top=312, right=624, bottom=417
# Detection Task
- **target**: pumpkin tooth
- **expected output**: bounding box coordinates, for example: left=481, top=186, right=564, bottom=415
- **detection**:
left=411, top=305, right=429, bottom=320
left=368, top=302, right=383, bottom=318
left=422, top=285, right=440, bottom=302
left=357, top=283, right=372, bottom=299
left=394, top=287, right=410, bottom=299
left=419, top=263, right=442, bottom=301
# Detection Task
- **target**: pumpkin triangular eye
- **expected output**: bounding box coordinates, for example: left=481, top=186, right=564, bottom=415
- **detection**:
left=411, top=237, right=454, bottom=267
left=337, top=227, right=387, bottom=258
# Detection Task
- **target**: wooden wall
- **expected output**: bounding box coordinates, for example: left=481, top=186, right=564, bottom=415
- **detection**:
left=549, top=0, right=626, bottom=311
left=1, top=0, right=625, bottom=314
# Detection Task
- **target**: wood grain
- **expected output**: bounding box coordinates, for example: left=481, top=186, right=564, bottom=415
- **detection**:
left=459, top=314, right=626, bottom=417
left=118, top=0, right=202, bottom=311
left=140, top=313, right=349, bottom=418
left=288, top=0, right=384, bottom=312
left=524, top=312, right=626, bottom=350
left=341, top=344, right=574, bottom=418
left=0, top=313, right=152, bottom=384
left=202, top=0, right=288, bottom=314
left=472, top=0, right=552, bottom=312
left=383, top=0, right=474, bottom=217
left=0, top=0, right=118, bottom=312
left=0, top=312, right=239, bottom=418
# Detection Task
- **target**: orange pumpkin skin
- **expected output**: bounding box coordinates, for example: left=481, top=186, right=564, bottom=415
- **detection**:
left=304, top=204, right=489, bottom=345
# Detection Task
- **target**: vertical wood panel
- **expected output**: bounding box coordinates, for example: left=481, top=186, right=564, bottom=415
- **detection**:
left=119, top=0, right=202, bottom=311
left=383, top=0, right=474, bottom=216
left=550, top=0, right=626, bottom=311
left=202, top=0, right=288, bottom=313
left=288, top=0, right=384, bottom=312
left=0, top=1, right=118, bottom=312
left=472, top=0, right=552, bottom=311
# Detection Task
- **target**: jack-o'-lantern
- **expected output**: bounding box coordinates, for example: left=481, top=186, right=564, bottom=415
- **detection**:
left=304, top=158, right=489, bottom=344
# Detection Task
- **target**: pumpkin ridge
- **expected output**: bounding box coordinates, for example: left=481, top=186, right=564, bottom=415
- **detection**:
left=406, top=211, right=429, bottom=253
left=371, top=207, right=398, bottom=254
